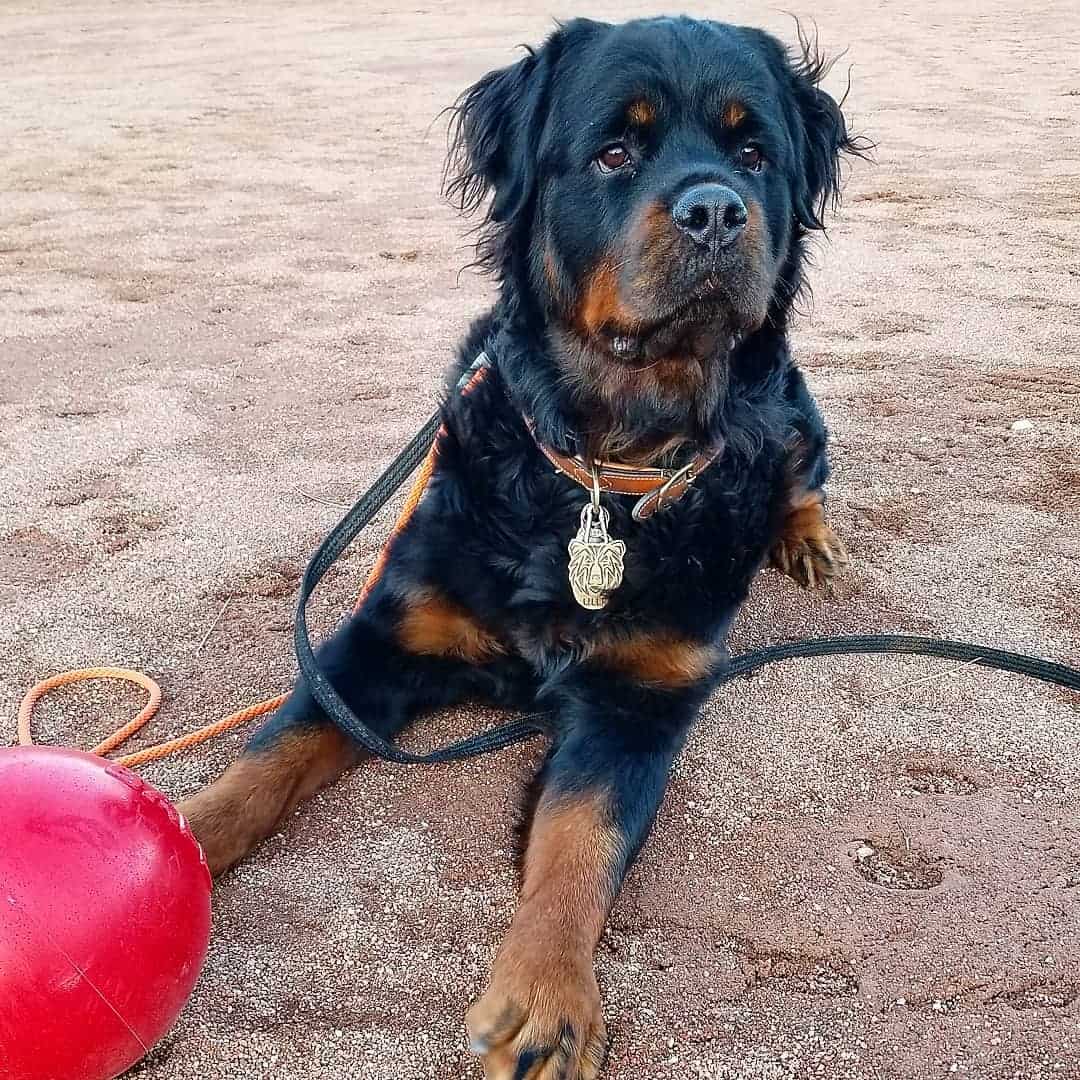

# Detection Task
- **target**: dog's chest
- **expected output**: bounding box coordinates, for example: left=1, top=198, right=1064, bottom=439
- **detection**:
left=499, top=453, right=782, bottom=626
left=436, top=383, right=788, bottom=635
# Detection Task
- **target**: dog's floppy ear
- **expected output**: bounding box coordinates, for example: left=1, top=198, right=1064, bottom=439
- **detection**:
left=445, top=48, right=550, bottom=221
left=787, top=26, right=872, bottom=231
left=444, top=38, right=560, bottom=271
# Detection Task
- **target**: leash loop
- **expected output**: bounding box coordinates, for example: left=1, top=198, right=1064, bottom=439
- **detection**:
left=292, top=352, right=1078, bottom=762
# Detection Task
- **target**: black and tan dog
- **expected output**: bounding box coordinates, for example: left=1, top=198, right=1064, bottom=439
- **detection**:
left=181, top=16, right=865, bottom=1079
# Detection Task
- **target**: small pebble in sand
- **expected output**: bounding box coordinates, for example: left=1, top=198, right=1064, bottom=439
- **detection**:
left=1010, top=419, right=1035, bottom=432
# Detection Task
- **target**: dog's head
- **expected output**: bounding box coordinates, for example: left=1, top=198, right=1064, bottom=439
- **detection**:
left=447, top=17, right=866, bottom=453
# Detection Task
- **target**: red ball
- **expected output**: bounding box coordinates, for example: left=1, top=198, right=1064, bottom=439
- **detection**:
left=0, top=747, right=212, bottom=1080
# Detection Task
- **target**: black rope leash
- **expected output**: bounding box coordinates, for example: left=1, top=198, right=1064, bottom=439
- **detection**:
left=723, top=634, right=1079, bottom=690
left=295, top=372, right=1079, bottom=764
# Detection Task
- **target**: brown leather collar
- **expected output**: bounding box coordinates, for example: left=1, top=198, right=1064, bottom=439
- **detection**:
left=527, top=423, right=721, bottom=521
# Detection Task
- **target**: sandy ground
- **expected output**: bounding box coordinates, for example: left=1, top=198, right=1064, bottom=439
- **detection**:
left=2, top=1, right=1079, bottom=1077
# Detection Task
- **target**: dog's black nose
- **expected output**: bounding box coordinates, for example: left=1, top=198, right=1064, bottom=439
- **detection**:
left=672, top=184, right=748, bottom=249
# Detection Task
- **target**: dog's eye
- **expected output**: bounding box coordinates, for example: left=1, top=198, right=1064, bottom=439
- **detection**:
left=740, top=145, right=764, bottom=172
left=597, top=143, right=631, bottom=172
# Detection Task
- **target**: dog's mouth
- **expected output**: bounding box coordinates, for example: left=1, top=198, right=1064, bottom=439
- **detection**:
left=598, top=292, right=737, bottom=365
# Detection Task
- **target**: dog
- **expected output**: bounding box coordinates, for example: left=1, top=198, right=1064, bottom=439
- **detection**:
left=180, top=16, right=864, bottom=1079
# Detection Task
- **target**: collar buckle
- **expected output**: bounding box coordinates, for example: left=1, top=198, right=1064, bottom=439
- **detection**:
left=631, top=460, right=697, bottom=522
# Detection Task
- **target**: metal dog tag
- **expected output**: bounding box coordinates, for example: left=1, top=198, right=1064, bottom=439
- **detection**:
left=567, top=502, right=625, bottom=610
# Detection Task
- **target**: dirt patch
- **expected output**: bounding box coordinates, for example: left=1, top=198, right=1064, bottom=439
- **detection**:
left=95, top=507, right=169, bottom=552
left=994, top=982, right=1078, bottom=1011
left=214, top=557, right=304, bottom=601
left=0, top=526, right=89, bottom=590
left=851, top=189, right=933, bottom=205
left=736, top=941, right=859, bottom=997
left=852, top=837, right=945, bottom=890
left=46, top=468, right=123, bottom=508
left=901, top=756, right=986, bottom=796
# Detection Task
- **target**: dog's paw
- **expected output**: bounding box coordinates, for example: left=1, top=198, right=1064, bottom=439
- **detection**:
left=771, top=521, right=849, bottom=589
left=466, top=949, right=607, bottom=1080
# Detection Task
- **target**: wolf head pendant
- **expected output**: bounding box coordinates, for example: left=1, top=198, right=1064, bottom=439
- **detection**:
left=567, top=503, right=626, bottom=610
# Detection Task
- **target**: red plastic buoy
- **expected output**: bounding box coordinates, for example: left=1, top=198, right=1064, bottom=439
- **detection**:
left=0, top=746, right=212, bottom=1080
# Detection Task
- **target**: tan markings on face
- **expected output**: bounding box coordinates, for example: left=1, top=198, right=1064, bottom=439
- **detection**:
left=397, top=587, right=504, bottom=661
left=578, top=257, right=637, bottom=335
left=631, top=199, right=686, bottom=298
left=178, top=726, right=359, bottom=878
left=580, top=200, right=683, bottom=337
left=590, top=629, right=718, bottom=687
left=732, top=198, right=772, bottom=328
left=626, top=98, right=656, bottom=126
left=560, top=198, right=738, bottom=462
left=637, top=198, right=677, bottom=253
left=723, top=100, right=748, bottom=128
left=743, top=197, right=763, bottom=245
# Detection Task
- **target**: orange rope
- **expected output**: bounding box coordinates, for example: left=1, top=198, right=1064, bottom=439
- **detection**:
left=15, top=364, right=489, bottom=769
left=18, top=668, right=161, bottom=754
left=16, top=667, right=289, bottom=769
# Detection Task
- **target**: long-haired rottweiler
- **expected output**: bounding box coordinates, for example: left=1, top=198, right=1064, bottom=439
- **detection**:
left=182, top=16, right=866, bottom=1078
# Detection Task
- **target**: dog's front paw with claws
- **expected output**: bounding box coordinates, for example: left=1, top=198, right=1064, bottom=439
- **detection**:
left=466, top=940, right=607, bottom=1080
left=771, top=492, right=849, bottom=589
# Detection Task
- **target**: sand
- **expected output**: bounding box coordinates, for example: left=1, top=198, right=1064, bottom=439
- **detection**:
left=2, top=1, right=1079, bottom=1077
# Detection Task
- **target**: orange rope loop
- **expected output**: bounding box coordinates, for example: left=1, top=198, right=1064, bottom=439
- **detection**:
left=18, top=668, right=161, bottom=754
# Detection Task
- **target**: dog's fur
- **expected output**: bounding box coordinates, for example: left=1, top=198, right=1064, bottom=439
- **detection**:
left=181, top=16, right=865, bottom=1078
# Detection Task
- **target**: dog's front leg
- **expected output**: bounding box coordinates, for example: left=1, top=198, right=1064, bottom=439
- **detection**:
left=467, top=674, right=700, bottom=1080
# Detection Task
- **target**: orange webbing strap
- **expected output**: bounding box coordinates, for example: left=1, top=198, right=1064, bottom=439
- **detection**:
left=14, top=360, right=491, bottom=769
